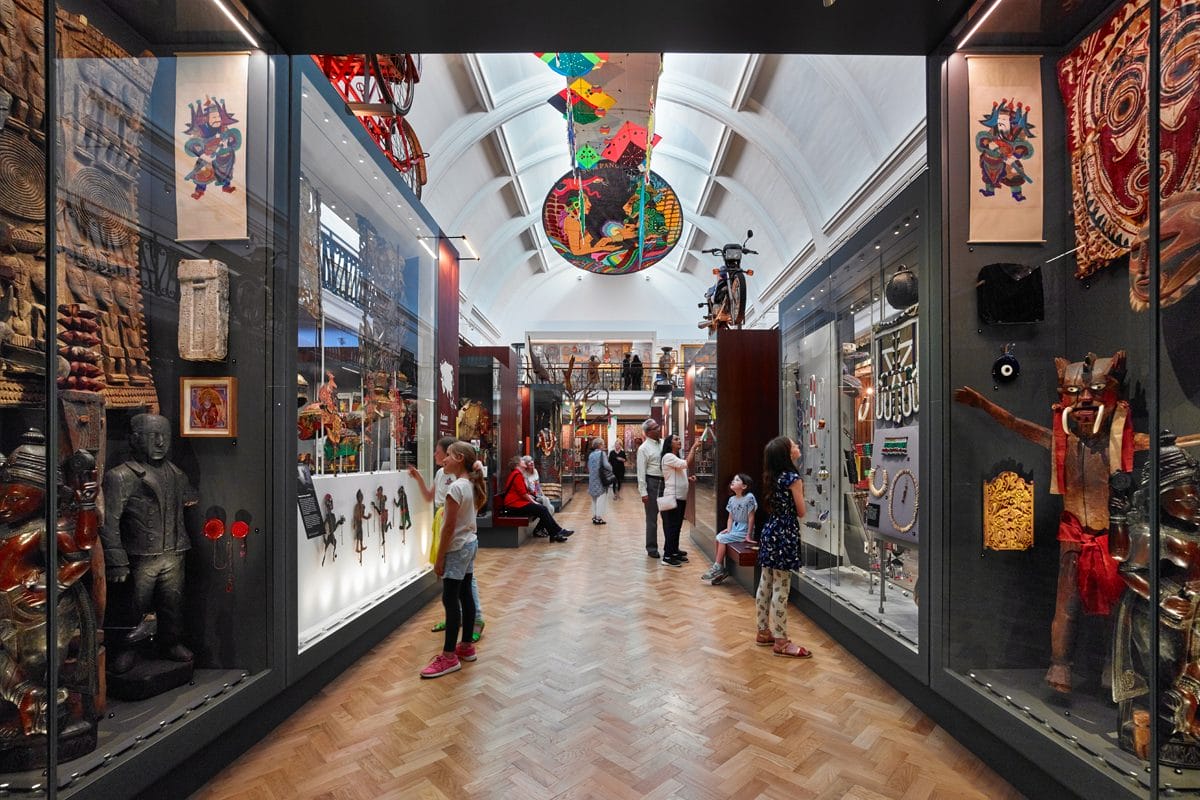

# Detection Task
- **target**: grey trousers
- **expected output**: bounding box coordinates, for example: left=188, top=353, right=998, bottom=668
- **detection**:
left=131, top=552, right=187, bottom=644
left=644, top=475, right=663, bottom=551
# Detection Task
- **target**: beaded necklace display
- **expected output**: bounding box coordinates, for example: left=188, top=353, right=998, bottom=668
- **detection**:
left=868, top=466, right=889, bottom=497
left=888, top=468, right=918, bottom=533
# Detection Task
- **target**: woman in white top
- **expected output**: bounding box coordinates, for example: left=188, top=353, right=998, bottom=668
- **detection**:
left=659, top=433, right=701, bottom=567
left=421, top=441, right=488, bottom=678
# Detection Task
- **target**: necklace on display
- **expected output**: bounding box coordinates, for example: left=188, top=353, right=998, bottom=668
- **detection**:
left=888, top=468, right=918, bottom=534
left=868, top=466, right=889, bottom=497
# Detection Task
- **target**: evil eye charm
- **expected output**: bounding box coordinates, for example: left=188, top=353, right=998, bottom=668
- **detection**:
left=992, top=344, right=1020, bottom=384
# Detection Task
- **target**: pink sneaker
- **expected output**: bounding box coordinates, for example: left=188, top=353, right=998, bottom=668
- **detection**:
left=420, top=652, right=461, bottom=678
left=455, top=642, right=477, bottom=662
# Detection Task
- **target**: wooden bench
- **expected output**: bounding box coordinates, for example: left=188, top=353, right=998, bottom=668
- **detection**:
left=477, top=499, right=532, bottom=548
left=726, top=539, right=759, bottom=567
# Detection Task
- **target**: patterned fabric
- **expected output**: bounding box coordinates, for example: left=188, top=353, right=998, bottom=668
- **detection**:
left=757, top=472, right=801, bottom=571
left=756, top=567, right=792, bottom=639
left=1058, top=0, right=1200, bottom=277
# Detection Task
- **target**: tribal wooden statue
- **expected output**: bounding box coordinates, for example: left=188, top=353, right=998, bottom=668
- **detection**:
left=957, top=351, right=1200, bottom=694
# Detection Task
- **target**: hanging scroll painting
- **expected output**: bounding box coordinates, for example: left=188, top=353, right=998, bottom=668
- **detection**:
left=967, top=55, right=1044, bottom=244
left=175, top=54, right=248, bottom=241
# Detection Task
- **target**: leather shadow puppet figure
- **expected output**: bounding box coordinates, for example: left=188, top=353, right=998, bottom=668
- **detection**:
left=956, top=351, right=1200, bottom=694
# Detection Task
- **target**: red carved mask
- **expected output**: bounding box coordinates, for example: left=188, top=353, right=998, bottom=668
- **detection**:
left=1055, top=351, right=1127, bottom=440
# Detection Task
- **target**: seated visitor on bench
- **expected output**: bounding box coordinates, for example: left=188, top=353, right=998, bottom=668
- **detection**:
left=501, top=456, right=573, bottom=542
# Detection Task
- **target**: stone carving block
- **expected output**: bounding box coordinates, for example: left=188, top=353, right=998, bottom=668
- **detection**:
left=177, top=258, right=228, bottom=361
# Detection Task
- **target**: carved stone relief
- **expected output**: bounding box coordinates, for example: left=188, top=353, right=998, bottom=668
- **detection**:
left=177, top=258, right=228, bottom=361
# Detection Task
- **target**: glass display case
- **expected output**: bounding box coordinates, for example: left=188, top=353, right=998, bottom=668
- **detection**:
left=293, top=59, right=436, bottom=653
left=0, top=0, right=294, bottom=793
left=779, top=177, right=925, bottom=654
left=459, top=353, right=500, bottom=514
left=932, top=1, right=1197, bottom=796
left=528, top=383, right=570, bottom=509
left=688, top=342, right=718, bottom=539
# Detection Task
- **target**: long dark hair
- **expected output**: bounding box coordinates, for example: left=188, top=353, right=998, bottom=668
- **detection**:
left=661, top=433, right=680, bottom=459
left=761, top=436, right=797, bottom=517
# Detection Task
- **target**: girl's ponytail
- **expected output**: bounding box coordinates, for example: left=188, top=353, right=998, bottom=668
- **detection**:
left=447, top=440, right=488, bottom=512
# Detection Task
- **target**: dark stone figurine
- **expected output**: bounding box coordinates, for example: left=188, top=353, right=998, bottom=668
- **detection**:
left=102, top=413, right=199, bottom=693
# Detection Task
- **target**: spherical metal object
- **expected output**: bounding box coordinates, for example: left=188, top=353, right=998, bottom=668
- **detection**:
left=885, top=264, right=919, bottom=310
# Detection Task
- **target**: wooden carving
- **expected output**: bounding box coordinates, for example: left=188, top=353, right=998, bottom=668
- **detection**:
left=55, top=11, right=158, bottom=409
left=983, top=470, right=1034, bottom=551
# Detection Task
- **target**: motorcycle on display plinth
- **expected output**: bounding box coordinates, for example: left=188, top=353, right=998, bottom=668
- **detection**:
left=699, top=230, right=756, bottom=331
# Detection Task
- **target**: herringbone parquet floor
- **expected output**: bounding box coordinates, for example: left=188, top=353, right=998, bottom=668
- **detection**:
left=198, top=488, right=1022, bottom=800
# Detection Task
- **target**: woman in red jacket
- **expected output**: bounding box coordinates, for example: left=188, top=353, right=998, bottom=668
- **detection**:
left=500, top=457, right=573, bottom=542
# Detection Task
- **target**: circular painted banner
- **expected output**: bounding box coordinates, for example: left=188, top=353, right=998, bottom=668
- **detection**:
left=541, top=163, right=683, bottom=275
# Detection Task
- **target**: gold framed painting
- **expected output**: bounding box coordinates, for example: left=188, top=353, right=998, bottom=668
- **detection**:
left=181, top=376, right=238, bottom=437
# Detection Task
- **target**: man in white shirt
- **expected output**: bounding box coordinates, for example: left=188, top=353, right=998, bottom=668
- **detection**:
left=636, top=417, right=664, bottom=558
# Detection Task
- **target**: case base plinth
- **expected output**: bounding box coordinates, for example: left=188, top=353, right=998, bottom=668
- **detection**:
left=108, top=657, right=194, bottom=701
left=0, top=719, right=98, bottom=772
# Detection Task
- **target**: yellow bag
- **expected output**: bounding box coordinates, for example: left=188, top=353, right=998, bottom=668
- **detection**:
left=428, top=505, right=445, bottom=565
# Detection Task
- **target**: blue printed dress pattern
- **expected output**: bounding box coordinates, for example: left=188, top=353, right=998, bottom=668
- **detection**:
left=757, top=471, right=801, bottom=571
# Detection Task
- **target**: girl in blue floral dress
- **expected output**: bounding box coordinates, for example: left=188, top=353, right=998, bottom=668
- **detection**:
left=755, top=436, right=812, bottom=658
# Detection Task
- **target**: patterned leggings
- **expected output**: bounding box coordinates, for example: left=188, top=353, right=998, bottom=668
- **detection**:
left=756, top=567, right=792, bottom=639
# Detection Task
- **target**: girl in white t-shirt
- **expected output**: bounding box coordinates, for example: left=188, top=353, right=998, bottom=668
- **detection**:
left=420, top=441, right=488, bottom=678
left=410, top=436, right=486, bottom=640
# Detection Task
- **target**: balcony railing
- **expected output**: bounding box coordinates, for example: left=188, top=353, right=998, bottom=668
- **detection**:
left=527, top=361, right=681, bottom=392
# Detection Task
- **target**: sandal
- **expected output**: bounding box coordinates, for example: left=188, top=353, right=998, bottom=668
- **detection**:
left=431, top=621, right=447, bottom=633
left=755, top=629, right=775, bottom=646
left=472, top=619, right=485, bottom=642
left=772, top=639, right=813, bottom=659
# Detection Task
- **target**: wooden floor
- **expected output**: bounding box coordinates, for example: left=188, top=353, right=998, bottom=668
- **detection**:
left=198, top=488, right=1023, bottom=800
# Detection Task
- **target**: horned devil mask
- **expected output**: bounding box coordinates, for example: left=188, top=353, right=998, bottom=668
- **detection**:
left=1054, top=351, right=1126, bottom=440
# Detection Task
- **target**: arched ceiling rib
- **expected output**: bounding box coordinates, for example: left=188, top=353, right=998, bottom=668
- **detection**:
left=405, top=53, right=927, bottom=345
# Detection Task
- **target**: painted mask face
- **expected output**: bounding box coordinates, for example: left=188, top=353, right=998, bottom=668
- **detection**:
left=1129, top=192, right=1200, bottom=311
left=1055, top=351, right=1126, bottom=440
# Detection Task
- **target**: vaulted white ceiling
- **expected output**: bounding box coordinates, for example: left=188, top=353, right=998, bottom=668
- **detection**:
left=405, top=53, right=926, bottom=344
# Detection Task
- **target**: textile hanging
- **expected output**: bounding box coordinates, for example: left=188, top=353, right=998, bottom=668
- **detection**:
left=1058, top=0, right=1200, bottom=277
left=175, top=54, right=249, bottom=241
left=967, top=55, right=1044, bottom=243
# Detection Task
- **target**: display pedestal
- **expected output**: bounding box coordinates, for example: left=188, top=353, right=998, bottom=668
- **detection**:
left=715, top=328, right=780, bottom=535
left=0, top=720, right=98, bottom=772
left=108, top=658, right=194, bottom=701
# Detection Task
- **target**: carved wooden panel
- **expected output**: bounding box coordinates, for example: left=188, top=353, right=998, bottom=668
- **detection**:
left=55, top=11, right=158, bottom=409
left=983, top=470, right=1034, bottom=551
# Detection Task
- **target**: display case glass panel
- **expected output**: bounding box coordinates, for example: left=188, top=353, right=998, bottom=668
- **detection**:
left=294, top=62, right=435, bottom=653
left=689, top=342, right=718, bottom=538
left=459, top=353, right=499, bottom=513
left=32, top=0, right=284, bottom=791
left=939, top=1, right=1186, bottom=793
left=780, top=184, right=924, bottom=652
left=530, top=383, right=568, bottom=509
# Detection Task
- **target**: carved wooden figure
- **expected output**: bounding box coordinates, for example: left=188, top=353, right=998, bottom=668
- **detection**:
left=177, top=258, right=229, bottom=361
left=957, top=352, right=1200, bottom=694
